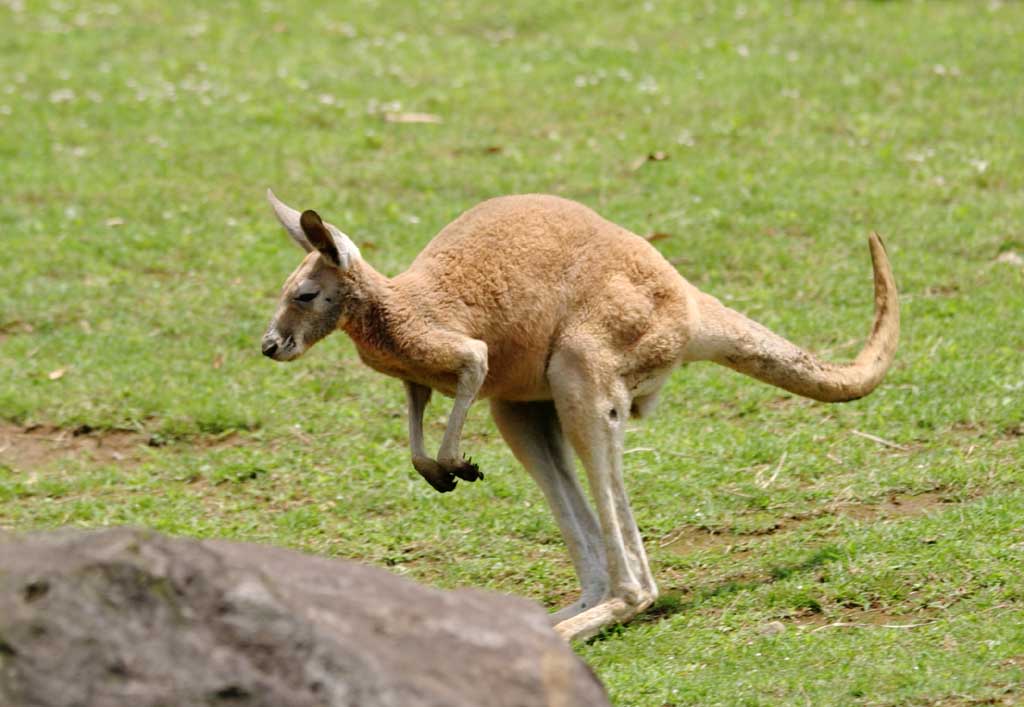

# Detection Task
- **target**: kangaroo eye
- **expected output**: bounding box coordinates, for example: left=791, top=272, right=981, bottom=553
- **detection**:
left=295, top=291, right=319, bottom=302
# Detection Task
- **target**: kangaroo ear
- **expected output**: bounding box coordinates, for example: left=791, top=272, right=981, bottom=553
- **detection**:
left=300, top=210, right=343, bottom=267
left=267, top=188, right=315, bottom=252
left=266, top=189, right=359, bottom=268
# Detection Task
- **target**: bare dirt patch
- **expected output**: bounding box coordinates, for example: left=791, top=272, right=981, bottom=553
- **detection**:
left=788, top=606, right=937, bottom=632
left=659, top=526, right=742, bottom=555
left=0, top=424, right=146, bottom=471
left=0, top=423, right=242, bottom=473
left=0, top=319, right=35, bottom=346
left=661, top=490, right=953, bottom=557
left=1000, top=424, right=1023, bottom=440
left=829, top=490, right=950, bottom=522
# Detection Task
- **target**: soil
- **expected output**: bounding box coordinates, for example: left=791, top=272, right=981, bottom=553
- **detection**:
left=789, top=606, right=935, bottom=630
left=0, top=423, right=241, bottom=473
left=0, top=423, right=147, bottom=471
left=662, top=490, right=953, bottom=557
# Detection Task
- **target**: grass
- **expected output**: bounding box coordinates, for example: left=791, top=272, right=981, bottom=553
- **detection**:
left=2, top=0, right=1023, bottom=704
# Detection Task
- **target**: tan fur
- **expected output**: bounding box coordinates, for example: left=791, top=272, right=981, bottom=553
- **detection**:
left=263, top=191, right=899, bottom=641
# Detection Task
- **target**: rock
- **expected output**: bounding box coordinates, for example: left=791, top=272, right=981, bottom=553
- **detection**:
left=757, top=620, right=786, bottom=637
left=995, top=250, right=1023, bottom=267
left=0, top=527, right=609, bottom=707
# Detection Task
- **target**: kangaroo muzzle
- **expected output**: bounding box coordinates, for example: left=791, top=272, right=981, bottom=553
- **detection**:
left=261, top=330, right=298, bottom=361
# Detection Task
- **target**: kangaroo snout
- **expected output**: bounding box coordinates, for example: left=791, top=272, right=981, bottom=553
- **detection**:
left=262, top=330, right=300, bottom=361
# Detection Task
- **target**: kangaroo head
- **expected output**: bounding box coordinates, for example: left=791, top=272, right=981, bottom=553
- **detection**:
left=262, top=189, right=361, bottom=362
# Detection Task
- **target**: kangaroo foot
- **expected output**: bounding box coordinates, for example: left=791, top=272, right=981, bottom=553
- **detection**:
left=553, top=588, right=657, bottom=642
left=411, top=456, right=457, bottom=493
left=447, top=454, right=483, bottom=482
left=412, top=455, right=483, bottom=493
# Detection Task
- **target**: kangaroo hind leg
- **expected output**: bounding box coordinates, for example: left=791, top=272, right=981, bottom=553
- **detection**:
left=546, top=344, right=658, bottom=641
left=490, top=399, right=609, bottom=623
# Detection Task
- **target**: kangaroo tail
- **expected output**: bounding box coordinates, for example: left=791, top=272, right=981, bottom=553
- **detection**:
left=687, top=233, right=899, bottom=402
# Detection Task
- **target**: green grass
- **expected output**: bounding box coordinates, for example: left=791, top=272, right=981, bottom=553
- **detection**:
left=2, top=0, right=1023, bottom=704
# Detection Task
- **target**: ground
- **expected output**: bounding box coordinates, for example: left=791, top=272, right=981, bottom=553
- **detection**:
left=1, top=1, right=1023, bottom=705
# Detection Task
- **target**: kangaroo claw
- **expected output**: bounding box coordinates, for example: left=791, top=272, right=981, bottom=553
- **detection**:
left=451, top=456, right=483, bottom=482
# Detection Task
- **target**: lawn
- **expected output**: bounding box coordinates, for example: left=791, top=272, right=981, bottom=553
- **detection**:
left=2, top=0, right=1023, bottom=704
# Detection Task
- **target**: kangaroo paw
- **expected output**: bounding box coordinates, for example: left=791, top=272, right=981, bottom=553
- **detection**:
left=411, top=456, right=457, bottom=493
left=450, top=455, right=483, bottom=482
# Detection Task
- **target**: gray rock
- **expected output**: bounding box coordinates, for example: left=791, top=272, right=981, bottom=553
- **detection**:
left=756, top=620, right=786, bottom=637
left=0, top=527, right=609, bottom=707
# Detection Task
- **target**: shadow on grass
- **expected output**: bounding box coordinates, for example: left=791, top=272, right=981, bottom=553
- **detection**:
left=586, top=544, right=843, bottom=643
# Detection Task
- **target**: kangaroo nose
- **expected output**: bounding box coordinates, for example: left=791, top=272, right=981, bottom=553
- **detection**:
left=262, top=341, right=278, bottom=357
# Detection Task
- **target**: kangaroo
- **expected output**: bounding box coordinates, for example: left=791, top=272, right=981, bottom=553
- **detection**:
left=261, top=189, right=899, bottom=641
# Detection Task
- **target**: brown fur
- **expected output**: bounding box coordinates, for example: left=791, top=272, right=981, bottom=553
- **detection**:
left=262, top=191, right=900, bottom=641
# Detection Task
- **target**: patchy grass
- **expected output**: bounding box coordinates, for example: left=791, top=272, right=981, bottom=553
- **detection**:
left=2, top=0, right=1023, bottom=704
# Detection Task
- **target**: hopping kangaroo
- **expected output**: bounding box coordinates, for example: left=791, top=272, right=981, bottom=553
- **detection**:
left=261, top=190, right=899, bottom=641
